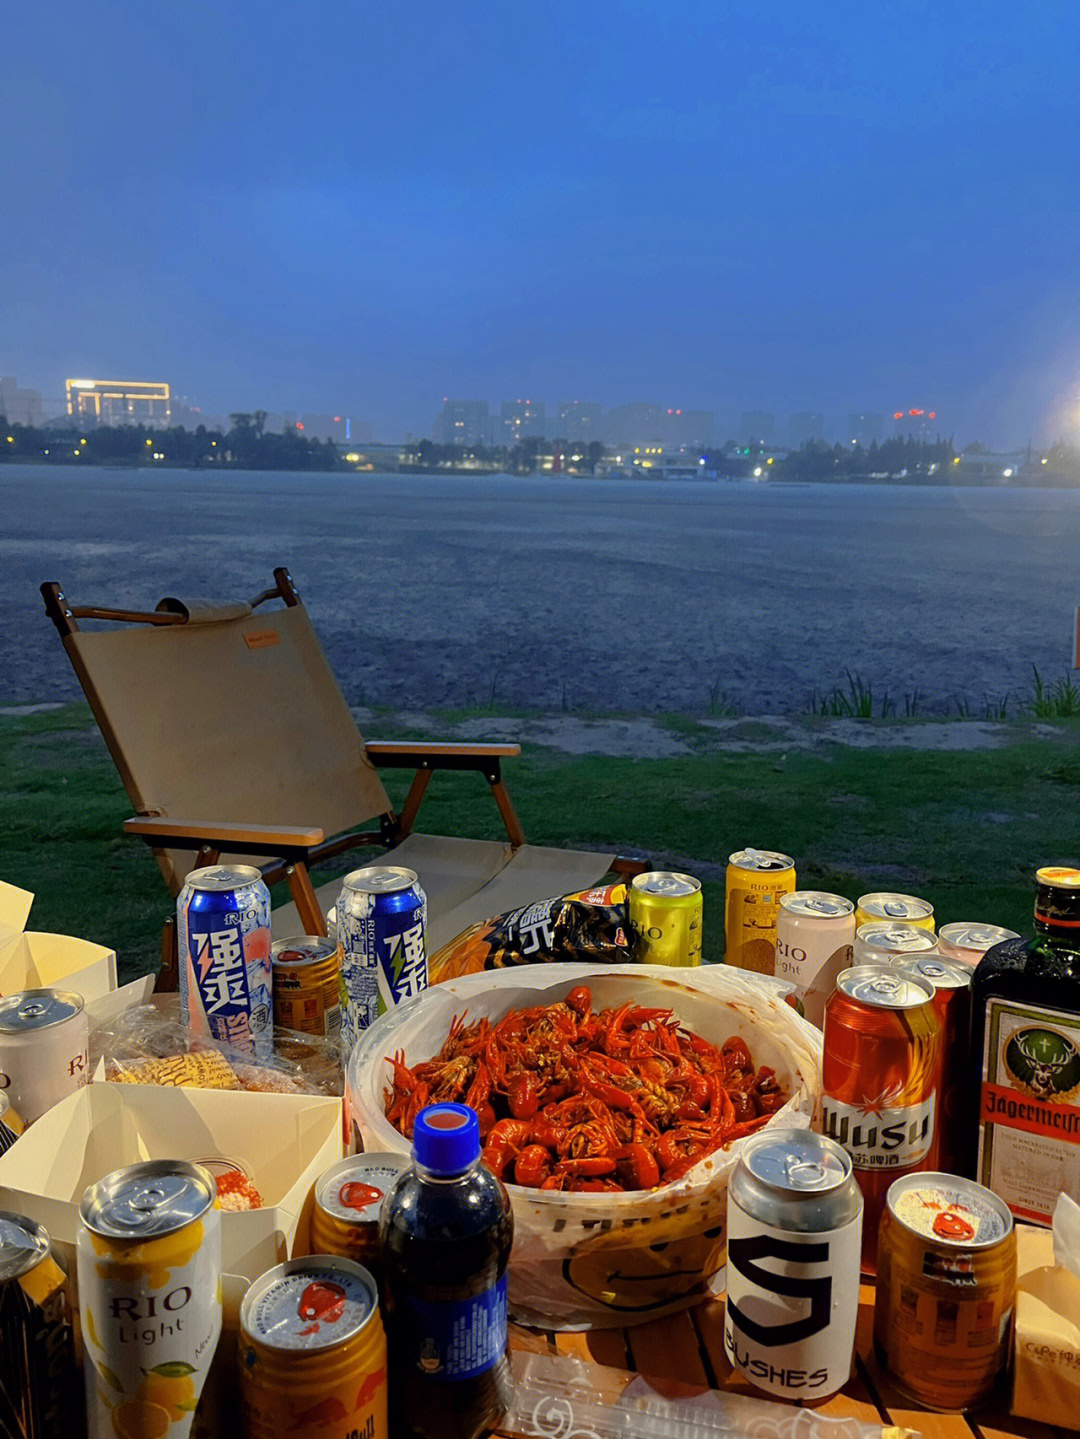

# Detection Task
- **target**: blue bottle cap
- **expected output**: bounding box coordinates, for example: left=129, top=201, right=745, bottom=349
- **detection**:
left=413, top=1103, right=480, bottom=1175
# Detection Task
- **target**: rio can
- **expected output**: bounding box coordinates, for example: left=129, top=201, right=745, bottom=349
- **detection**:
left=178, top=865, right=273, bottom=1059
left=822, top=966, right=942, bottom=1272
left=271, top=936, right=342, bottom=1040
left=725, top=1128, right=863, bottom=1400
left=628, top=871, right=703, bottom=966
left=774, top=893, right=855, bottom=1027
left=336, top=867, right=427, bottom=1055
left=874, top=1173, right=1015, bottom=1411
left=854, top=892, right=935, bottom=933
left=310, top=1154, right=409, bottom=1281
left=896, top=955, right=972, bottom=1179
left=77, top=1160, right=222, bottom=1439
left=0, top=989, right=89, bottom=1124
left=935, top=922, right=1019, bottom=967
left=852, top=922, right=939, bottom=966
left=1, top=1210, right=79, bottom=1439
left=238, top=1257, right=387, bottom=1439
left=725, top=850, right=796, bottom=975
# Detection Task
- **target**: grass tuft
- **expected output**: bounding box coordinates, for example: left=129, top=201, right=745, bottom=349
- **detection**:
left=1029, top=666, right=1080, bottom=718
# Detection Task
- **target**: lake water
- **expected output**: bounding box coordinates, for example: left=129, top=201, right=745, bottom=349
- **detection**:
left=4, top=464, right=1078, bottom=714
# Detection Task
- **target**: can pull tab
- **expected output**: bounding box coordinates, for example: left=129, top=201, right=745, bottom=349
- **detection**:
left=18, top=1001, right=46, bottom=1020
left=297, top=1281, right=346, bottom=1326
left=786, top=1159, right=828, bottom=1190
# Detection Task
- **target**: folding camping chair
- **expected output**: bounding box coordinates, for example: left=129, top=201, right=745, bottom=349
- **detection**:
left=41, top=567, right=630, bottom=985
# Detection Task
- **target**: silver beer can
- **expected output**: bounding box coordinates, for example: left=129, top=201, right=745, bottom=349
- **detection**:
left=935, top=921, right=1019, bottom=967
left=725, top=1127, right=863, bottom=1401
left=336, top=866, right=427, bottom=1056
left=775, top=892, right=855, bottom=1028
left=0, top=989, right=89, bottom=1124
left=853, top=922, right=938, bottom=966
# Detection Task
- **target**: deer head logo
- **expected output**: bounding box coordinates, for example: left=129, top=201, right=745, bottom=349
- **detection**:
left=1005, top=1027, right=1080, bottom=1100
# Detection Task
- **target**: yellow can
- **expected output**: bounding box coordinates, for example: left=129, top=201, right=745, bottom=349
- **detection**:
left=854, top=892, right=935, bottom=933
left=0, top=1093, right=25, bottom=1156
left=628, top=872, right=703, bottom=966
left=309, top=1154, right=408, bottom=1283
left=271, top=936, right=342, bottom=1039
left=874, top=1172, right=1015, bottom=1411
left=239, top=1257, right=386, bottom=1439
left=725, top=850, right=796, bottom=974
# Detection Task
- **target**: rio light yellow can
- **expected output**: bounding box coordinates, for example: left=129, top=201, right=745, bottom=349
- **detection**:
left=725, top=850, right=796, bottom=974
left=628, top=871, right=703, bottom=966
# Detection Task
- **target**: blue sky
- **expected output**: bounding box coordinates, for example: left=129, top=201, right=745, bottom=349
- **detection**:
left=2, top=0, right=1078, bottom=444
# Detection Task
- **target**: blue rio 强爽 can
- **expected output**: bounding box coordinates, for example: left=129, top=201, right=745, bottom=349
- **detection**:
left=336, top=866, right=427, bottom=1054
left=177, top=864, right=273, bottom=1059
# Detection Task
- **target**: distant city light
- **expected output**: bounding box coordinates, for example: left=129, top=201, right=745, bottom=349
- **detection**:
left=754, top=466, right=763, bottom=477
left=1003, top=468, right=1013, bottom=477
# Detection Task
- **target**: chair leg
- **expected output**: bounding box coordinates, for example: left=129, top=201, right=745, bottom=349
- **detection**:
left=156, top=916, right=180, bottom=993
left=489, top=776, right=526, bottom=848
left=398, top=769, right=432, bottom=837
left=286, top=863, right=328, bottom=936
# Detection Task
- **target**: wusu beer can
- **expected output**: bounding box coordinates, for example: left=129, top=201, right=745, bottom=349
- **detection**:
left=874, top=1172, right=1016, bottom=1411
left=336, top=867, right=427, bottom=1054
left=852, top=922, right=938, bottom=967
left=77, top=1160, right=222, bottom=1439
left=271, top=935, right=342, bottom=1040
left=935, top=922, right=1019, bottom=967
left=628, top=871, right=703, bottom=966
left=309, top=1154, right=409, bottom=1280
left=774, top=892, right=855, bottom=1027
left=725, top=1128, right=863, bottom=1401
left=0, top=989, right=88, bottom=1124
left=822, top=965, right=942, bottom=1272
left=178, top=865, right=273, bottom=1059
left=238, top=1256, right=387, bottom=1439
left=854, top=892, right=935, bottom=933
left=895, top=954, right=972, bottom=1178
left=725, top=850, right=796, bottom=975
left=0, top=1210, right=79, bottom=1439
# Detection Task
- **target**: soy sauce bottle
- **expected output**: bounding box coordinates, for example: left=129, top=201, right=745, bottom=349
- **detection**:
left=379, top=1102, right=514, bottom=1439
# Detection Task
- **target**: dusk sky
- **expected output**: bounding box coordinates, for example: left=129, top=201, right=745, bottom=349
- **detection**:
left=3, top=1, right=1078, bottom=446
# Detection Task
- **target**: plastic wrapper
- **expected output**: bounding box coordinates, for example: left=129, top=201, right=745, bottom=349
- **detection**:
left=91, top=994, right=343, bottom=1098
left=346, top=963, right=821, bottom=1329
left=503, top=1353, right=919, bottom=1439
left=429, top=882, right=634, bottom=981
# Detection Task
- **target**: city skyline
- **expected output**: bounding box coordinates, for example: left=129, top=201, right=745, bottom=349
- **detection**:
left=3, top=3, right=1079, bottom=449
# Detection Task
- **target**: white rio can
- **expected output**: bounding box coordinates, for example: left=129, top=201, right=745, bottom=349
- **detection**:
left=775, top=893, right=855, bottom=1028
left=0, top=989, right=88, bottom=1123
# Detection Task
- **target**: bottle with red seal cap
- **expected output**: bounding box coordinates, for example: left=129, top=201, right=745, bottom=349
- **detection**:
left=969, top=866, right=1080, bottom=1221
left=379, top=1102, right=513, bottom=1439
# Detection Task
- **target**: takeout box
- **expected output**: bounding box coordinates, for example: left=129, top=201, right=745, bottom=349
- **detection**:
left=1012, top=1199, right=1080, bottom=1429
left=0, top=1081, right=342, bottom=1281
left=0, top=880, right=118, bottom=1000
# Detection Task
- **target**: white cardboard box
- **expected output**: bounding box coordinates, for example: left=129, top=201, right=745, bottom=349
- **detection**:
left=0, top=1082, right=342, bottom=1281
left=0, top=879, right=119, bottom=999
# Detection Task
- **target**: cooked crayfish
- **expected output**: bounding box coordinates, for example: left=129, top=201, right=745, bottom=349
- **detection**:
left=384, top=984, right=786, bottom=1191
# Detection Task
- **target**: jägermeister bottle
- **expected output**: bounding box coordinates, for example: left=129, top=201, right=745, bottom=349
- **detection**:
left=970, top=866, right=1080, bottom=1221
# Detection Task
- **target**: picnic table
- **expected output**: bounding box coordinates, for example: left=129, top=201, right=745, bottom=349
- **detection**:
left=493, top=1283, right=1069, bottom=1439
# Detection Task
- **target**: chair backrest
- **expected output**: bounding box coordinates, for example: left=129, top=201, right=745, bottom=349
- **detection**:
left=46, top=580, right=392, bottom=894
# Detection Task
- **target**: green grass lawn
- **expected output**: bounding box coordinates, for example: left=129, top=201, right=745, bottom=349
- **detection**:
left=1, top=703, right=1075, bottom=980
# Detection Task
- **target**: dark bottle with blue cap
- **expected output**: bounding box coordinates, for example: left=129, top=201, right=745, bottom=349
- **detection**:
left=379, top=1101, right=514, bottom=1439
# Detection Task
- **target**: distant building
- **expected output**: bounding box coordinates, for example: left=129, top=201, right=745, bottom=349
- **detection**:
left=66, top=378, right=171, bottom=428
left=740, top=411, right=776, bottom=446
left=498, top=399, right=546, bottom=443
left=555, top=401, right=602, bottom=443
left=659, top=408, right=714, bottom=446
left=0, top=376, right=43, bottom=427
left=787, top=411, right=825, bottom=447
left=893, top=407, right=940, bottom=440
left=435, top=399, right=490, bottom=446
left=953, top=450, right=1025, bottom=484
left=603, top=402, right=663, bottom=447
left=848, top=412, right=884, bottom=446
left=297, top=414, right=350, bottom=442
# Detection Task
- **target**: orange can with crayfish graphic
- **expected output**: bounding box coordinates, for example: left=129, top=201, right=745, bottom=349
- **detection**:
left=239, top=1257, right=386, bottom=1439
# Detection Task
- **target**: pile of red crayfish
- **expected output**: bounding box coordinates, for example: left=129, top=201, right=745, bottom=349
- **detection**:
left=384, top=985, right=786, bottom=1191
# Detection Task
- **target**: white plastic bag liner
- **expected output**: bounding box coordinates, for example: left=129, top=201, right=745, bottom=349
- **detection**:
left=346, top=963, right=821, bottom=1329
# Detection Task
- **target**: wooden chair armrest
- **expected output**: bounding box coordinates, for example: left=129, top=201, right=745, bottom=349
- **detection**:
left=123, top=817, right=325, bottom=849
left=366, top=740, right=521, bottom=769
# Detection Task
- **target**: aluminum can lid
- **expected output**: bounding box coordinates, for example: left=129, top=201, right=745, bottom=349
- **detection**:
left=186, top=864, right=262, bottom=890
left=729, top=848, right=795, bottom=872
left=80, top=1160, right=215, bottom=1239
left=315, top=1154, right=408, bottom=1221
left=0, top=1210, right=49, bottom=1282
left=856, top=923, right=936, bottom=953
left=857, top=892, right=933, bottom=920
left=241, top=1257, right=377, bottom=1351
left=741, top=1127, right=852, bottom=1194
left=0, top=989, right=84, bottom=1033
left=780, top=891, right=853, bottom=918
left=272, top=935, right=339, bottom=966
left=1035, top=866, right=1080, bottom=889
left=631, top=871, right=701, bottom=898
left=341, top=866, right=418, bottom=895
left=895, top=955, right=972, bottom=991
left=836, top=965, right=935, bottom=1010
left=937, top=922, right=1019, bottom=952
left=886, top=1172, right=1013, bottom=1247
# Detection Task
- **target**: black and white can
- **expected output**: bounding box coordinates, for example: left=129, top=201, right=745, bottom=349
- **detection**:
left=724, top=1127, right=863, bottom=1400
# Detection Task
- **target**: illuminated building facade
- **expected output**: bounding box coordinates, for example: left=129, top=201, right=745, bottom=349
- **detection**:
left=893, top=407, right=938, bottom=440
left=66, top=378, right=171, bottom=427
left=555, top=401, right=602, bottom=443
left=498, top=399, right=546, bottom=442
left=436, top=399, right=490, bottom=446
